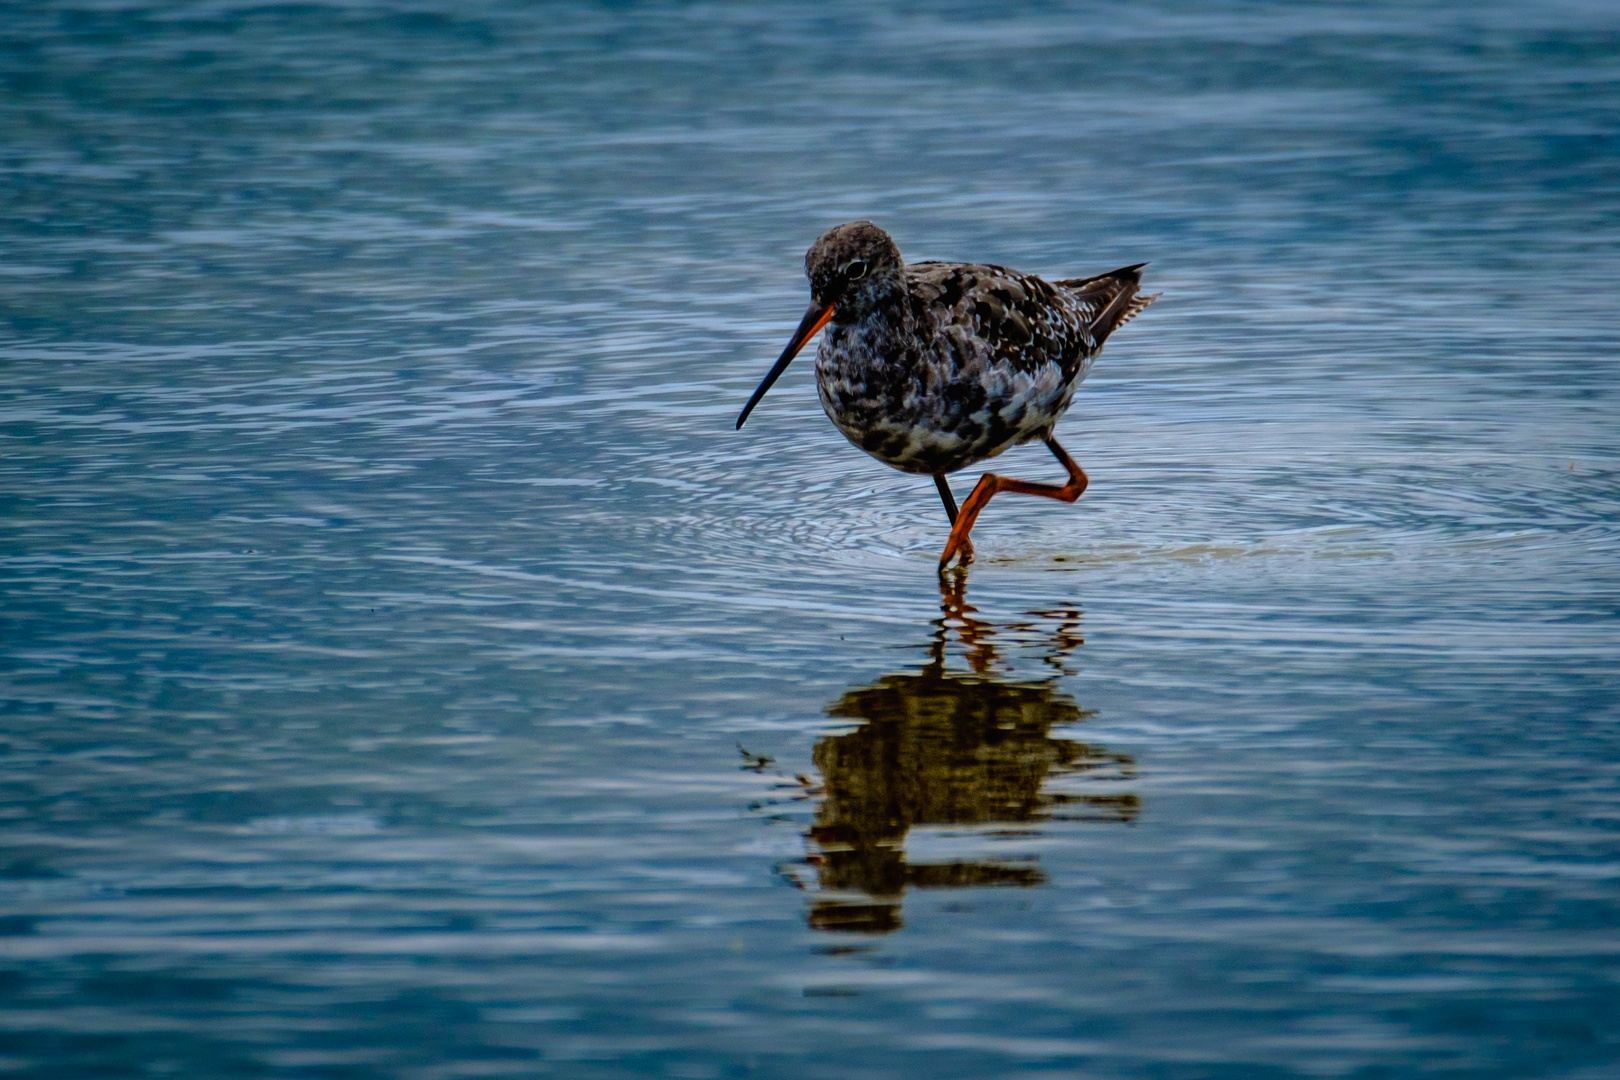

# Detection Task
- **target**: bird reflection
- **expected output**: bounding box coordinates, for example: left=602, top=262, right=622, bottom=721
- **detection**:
left=780, top=573, right=1138, bottom=934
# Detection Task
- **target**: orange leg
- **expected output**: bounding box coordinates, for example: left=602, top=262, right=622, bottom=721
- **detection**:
left=938, top=437, right=1089, bottom=569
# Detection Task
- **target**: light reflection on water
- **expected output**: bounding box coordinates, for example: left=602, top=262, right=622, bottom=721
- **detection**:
left=1, top=1, right=1618, bottom=1077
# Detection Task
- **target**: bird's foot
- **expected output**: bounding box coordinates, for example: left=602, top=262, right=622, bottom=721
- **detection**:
left=938, top=534, right=975, bottom=570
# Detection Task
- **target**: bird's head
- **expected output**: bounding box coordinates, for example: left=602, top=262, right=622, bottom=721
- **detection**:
left=805, top=220, right=904, bottom=314
left=736, top=221, right=904, bottom=430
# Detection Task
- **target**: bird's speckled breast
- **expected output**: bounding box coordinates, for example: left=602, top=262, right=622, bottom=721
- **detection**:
left=813, top=264, right=1097, bottom=476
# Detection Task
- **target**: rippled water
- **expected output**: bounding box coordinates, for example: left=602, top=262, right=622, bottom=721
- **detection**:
left=2, top=2, right=1618, bottom=1077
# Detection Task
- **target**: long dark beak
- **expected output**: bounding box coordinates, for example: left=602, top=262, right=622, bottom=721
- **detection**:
left=735, top=301, right=835, bottom=429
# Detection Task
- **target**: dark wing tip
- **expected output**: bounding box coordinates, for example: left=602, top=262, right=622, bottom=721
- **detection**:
left=1054, top=262, right=1149, bottom=290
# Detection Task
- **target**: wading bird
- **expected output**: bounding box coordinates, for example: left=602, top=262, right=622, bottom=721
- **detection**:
left=736, top=221, right=1156, bottom=567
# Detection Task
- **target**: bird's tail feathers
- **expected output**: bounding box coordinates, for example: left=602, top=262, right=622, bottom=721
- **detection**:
left=1057, top=263, right=1158, bottom=344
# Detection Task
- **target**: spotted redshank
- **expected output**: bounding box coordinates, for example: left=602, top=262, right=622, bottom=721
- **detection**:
left=736, top=221, right=1157, bottom=568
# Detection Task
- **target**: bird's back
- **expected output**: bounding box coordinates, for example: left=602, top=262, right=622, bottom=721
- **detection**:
left=906, top=262, right=1092, bottom=379
left=906, top=260, right=1154, bottom=376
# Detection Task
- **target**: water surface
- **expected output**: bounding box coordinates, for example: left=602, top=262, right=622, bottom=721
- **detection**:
left=1, top=2, right=1617, bottom=1077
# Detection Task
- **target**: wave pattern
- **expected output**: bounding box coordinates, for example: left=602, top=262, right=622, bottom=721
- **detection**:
left=0, top=2, right=1617, bottom=1078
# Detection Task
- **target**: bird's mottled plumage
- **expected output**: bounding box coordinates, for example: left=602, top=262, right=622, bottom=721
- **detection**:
left=815, top=252, right=1153, bottom=475
left=737, top=221, right=1156, bottom=567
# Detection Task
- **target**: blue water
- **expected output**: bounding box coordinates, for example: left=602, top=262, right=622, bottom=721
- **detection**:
left=2, top=2, right=1618, bottom=1077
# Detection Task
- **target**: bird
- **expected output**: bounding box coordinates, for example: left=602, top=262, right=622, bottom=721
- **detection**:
left=736, top=221, right=1157, bottom=569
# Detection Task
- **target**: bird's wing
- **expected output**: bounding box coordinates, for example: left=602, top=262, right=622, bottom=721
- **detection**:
left=906, top=262, right=1092, bottom=377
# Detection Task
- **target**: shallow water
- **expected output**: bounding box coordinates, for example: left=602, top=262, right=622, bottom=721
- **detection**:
left=2, top=2, right=1618, bottom=1077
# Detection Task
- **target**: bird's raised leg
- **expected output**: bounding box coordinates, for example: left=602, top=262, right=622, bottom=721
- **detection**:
left=938, top=437, right=1089, bottom=569
left=932, top=474, right=974, bottom=563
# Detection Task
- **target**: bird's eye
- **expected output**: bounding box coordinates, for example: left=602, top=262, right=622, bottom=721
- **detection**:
left=845, top=261, right=868, bottom=280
